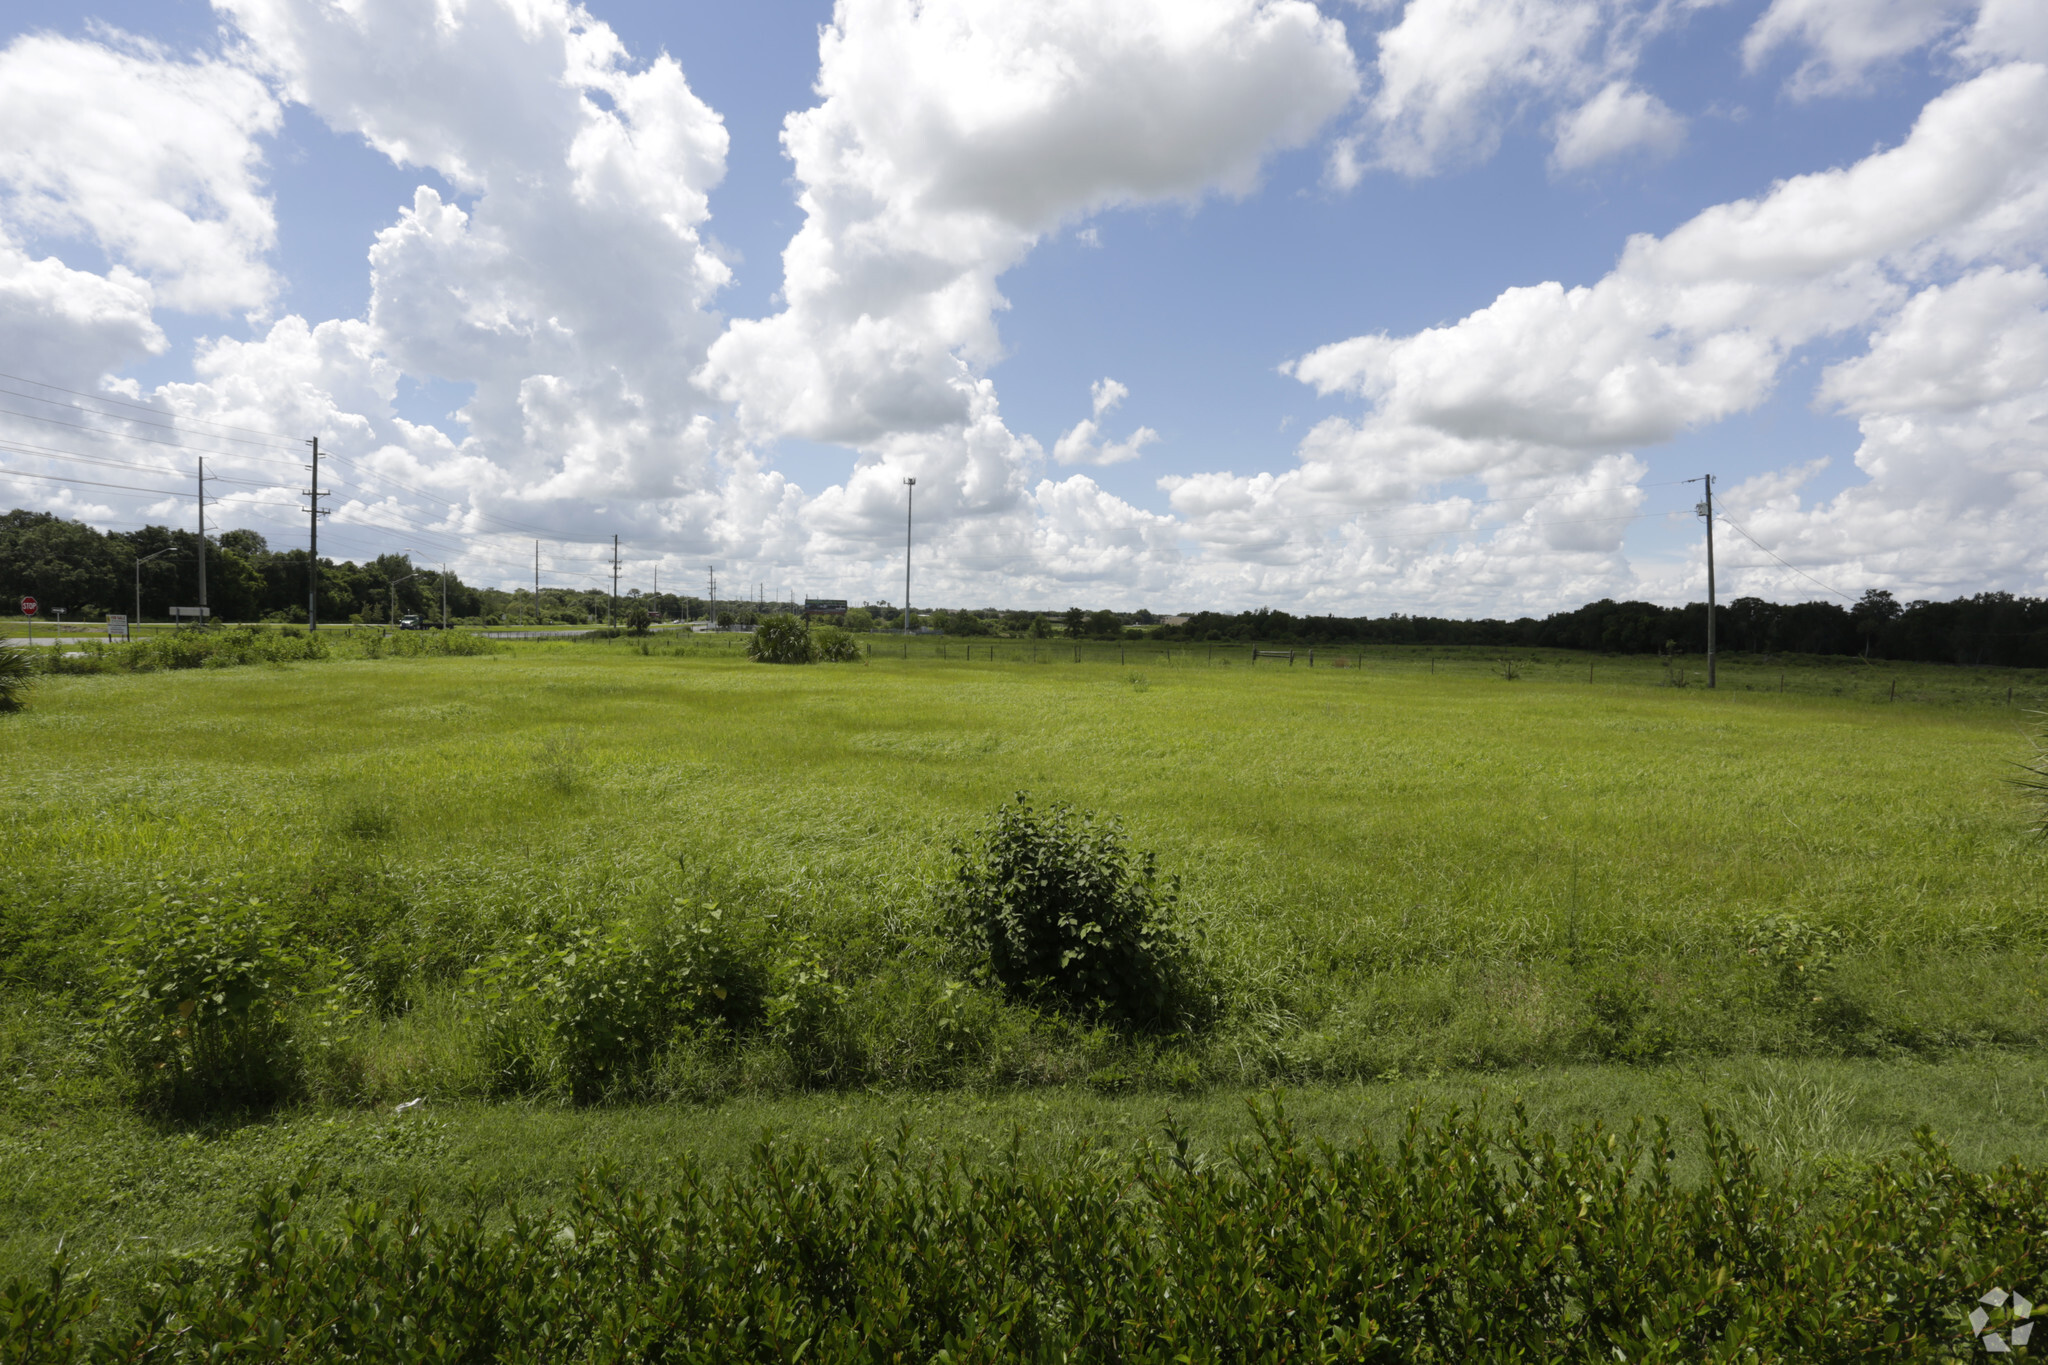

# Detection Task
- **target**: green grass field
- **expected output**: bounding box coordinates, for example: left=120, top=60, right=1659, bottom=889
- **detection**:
left=3, top=635, right=2046, bottom=1317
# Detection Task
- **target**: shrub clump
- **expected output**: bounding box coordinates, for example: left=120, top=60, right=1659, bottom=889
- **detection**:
left=99, top=892, right=347, bottom=1116
left=466, top=903, right=776, bottom=1103
left=0, top=644, right=33, bottom=711
left=747, top=613, right=814, bottom=664
left=746, top=615, right=862, bottom=664
left=949, top=793, right=1208, bottom=1033
left=813, top=624, right=861, bottom=662
left=10, top=1102, right=2045, bottom=1362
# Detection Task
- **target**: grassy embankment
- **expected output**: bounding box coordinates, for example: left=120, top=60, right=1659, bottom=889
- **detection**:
left=2, top=635, right=2045, bottom=1314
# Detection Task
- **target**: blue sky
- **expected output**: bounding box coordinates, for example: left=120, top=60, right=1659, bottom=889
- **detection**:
left=1, top=0, right=2043, bottom=613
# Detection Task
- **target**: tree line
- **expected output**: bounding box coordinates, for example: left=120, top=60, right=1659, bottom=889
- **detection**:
left=5, top=509, right=2044, bottom=664
left=0, top=511, right=714, bottom=626
left=1152, top=591, right=2048, bottom=667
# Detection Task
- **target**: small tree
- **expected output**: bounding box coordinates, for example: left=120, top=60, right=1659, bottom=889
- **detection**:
left=748, top=613, right=815, bottom=664
left=625, top=605, right=651, bottom=636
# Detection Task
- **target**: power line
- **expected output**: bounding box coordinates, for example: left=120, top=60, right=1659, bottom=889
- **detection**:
left=0, top=405, right=308, bottom=465
left=0, top=370, right=300, bottom=444
left=0, top=388, right=300, bottom=451
left=1716, top=514, right=1857, bottom=602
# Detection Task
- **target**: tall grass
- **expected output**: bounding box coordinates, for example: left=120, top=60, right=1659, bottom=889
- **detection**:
left=2, top=643, right=2043, bottom=1110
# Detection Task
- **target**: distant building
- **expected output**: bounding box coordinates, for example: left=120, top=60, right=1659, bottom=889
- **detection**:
left=803, top=598, right=848, bottom=620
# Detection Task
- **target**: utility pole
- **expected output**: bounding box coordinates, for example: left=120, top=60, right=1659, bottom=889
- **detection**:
left=439, top=563, right=449, bottom=628
left=902, top=476, right=916, bottom=633
left=707, top=565, right=718, bottom=627
left=1695, top=473, right=1717, bottom=689
left=304, top=437, right=328, bottom=629
left=534, top=541, right=540, bottom=624
left=196, top=457, right=208, bottom=621
left=611, top=535, right=620, bottom=628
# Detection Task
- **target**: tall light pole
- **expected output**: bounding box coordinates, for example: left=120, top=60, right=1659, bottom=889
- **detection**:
left=135, top=547, right=176, bottom=627
left=902, top=476, right=916, bottom=633
left=1695, top=474, right=1717, bottom=689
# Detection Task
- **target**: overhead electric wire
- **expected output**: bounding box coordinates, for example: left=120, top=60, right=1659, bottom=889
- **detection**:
left=0, top=390, right=301, bottom=451
left=1716, top=514, right=1857, bottom=602
left=0, top=443, right=297, bottom=492
left=0, top=370, right=302, bottom=445
left=0, top=406, right=309, bottom=465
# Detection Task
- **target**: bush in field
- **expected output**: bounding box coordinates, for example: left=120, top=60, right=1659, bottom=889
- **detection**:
left=813, top=624, right=861, bottom=662
left=747, top=612, right=814, bottom=664
left=625, top=605, right=650, bottom=635
left=13, top=1100, right=2047, bottom=1362
left=116, top=626, right=329, bottom=672
left=100, top=893, right=340, bottom=1116
left=949, top=793, right=1206, bottom=1032
left=0, top=644, right=33, bottom=711
left=2019, top=715, right=2048, bottom=839
left=766, top=936, right=858, bottom=1087
left=467, top=904, right=769, bottom=1103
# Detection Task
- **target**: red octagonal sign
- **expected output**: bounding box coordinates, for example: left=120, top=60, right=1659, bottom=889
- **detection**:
left=20, top=597, right=35, bottom=616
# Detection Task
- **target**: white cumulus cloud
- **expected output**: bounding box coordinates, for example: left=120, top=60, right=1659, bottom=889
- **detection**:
left=1334, top=0, right=1685, bottom=182
left=0, top=31, right=281, bottom=316
left=1744, top=0, right=1976, bottom=97
left=1551, top=81, right=1686, bottom=171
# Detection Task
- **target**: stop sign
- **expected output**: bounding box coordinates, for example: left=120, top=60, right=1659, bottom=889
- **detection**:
left=19, top=597, right=35, bottom=616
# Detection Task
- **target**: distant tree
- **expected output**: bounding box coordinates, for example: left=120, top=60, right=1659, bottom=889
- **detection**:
left=843, top=607, right=876, bottom=632
left=625, top=605, right=650, bottom=635
left=1027, top=614, right=1052, bottom=638
left=1063, top=607, right=1085, bottom=638
left=1086, top=609, right=1122, bottom=639
left=218, top=529, right=268, bottom=558
left=1854, top=589, right=1902, bottom=656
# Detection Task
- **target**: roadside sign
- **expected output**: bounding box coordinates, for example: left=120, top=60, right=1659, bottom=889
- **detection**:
left=19, top=596, right=34, bottom=616
left=107, top=615, right=129, bottom=639
left=169, top=606, right=210, bottom=618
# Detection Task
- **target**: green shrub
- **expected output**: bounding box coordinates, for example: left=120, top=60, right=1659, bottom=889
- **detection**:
left=766, top=936, right=859, bottom=1087
left=0, top=645, right=33, bottom=712
left=747, top=612, right=814, bottom=664
left=1745, top=914, right=1844, bottom=1003
left=99, top=893, right=340, bottom=1116
left=466, top=903, right=769, bottom=1103
left=2020, top=716, right=2048, bottom=839
left=813, top=624, right=861, bottom=662
left=115, top=626, right=329, bottom=672
left=12, top=1101, right=2047, bottom=1362
left=625, top=605, right=650, bottom=636
left=949, top=793, right=1207, bottom=1032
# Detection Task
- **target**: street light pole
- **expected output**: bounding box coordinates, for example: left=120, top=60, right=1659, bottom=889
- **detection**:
left=902, top=476, right=916, bottom=634
left=135, top=547, right=176, bottom=627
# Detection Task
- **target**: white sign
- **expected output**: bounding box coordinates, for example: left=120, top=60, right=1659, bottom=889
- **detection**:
left=170, top=606, right=210, bottom=618
left=107, top=615, right=129, bottom=639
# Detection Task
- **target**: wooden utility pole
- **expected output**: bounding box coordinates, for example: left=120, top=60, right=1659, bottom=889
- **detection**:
left=902, top=476, right=916, bottom=633
left=196, top=457, right=208, bottom=620
left=534, top=541, right=540, bottom=623
left=611, top=535, right=620, bottom=627
left=304, top=437, right=327, bottom=629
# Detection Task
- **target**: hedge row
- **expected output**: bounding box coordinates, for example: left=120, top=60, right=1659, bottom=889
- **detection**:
left=7, top=1101, right=2042, bottom=1362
